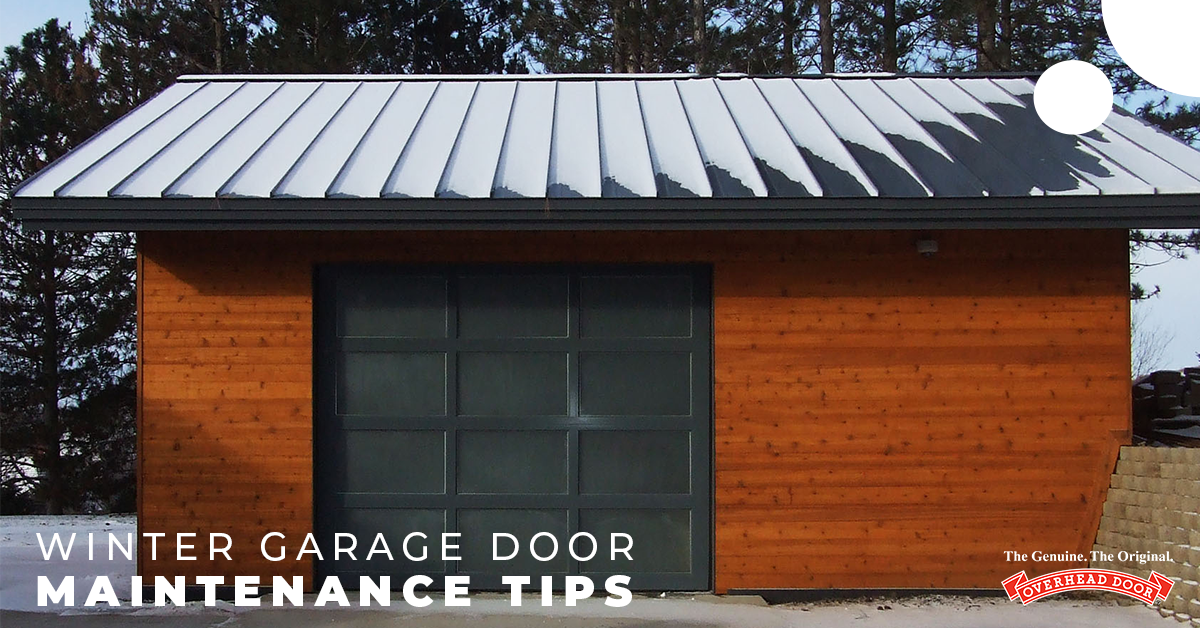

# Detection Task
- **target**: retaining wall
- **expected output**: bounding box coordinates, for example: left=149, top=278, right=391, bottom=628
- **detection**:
left=1091, top=446, right=1200, bottom=624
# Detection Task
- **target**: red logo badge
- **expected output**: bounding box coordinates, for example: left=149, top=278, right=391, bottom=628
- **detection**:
left=1003, top=569, right=1173, bottom=605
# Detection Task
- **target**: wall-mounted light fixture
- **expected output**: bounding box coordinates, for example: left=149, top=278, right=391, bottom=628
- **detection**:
left=916, top=239, right=939, bottom=257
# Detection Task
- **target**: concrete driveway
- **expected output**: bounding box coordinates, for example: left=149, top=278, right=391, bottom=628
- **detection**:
left=0, top=593, right=1174, bottom=628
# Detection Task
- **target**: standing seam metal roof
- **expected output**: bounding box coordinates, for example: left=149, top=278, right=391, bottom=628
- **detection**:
left=12, top=74, right=1200, bottom=230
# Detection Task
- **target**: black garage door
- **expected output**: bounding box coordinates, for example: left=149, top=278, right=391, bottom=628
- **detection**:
left=315, top=266, right=711, bottom=590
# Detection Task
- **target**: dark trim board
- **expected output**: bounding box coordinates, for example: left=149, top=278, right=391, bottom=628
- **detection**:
left=14, top=195, right=1200, bottom=231
left=314, top=264, right=714, bottom=591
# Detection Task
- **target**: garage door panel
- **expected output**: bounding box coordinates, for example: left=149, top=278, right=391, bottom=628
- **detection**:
left=317, top=265, right=711, bottom=590
left=579, top=431, right=692, bottom=494
left=579, top=352, right=692, bottom=416
left=338, top=352, right=447, bottom=416
left=335, top=507, right=447, bottom=574
left=339, top=430, right=446, bottom=494
left=457, top=352, right=569, bottom=416
left=337, top=273, right=448, bottom=338
left=580, top=509, right=692, bottom=574
left=458, top=430, right=569, bottom=495
left=580, top=274, right=693, bottom=338
left=458, top=509, right=570, bottom=574
left=458, top=273, right=569, bottom=338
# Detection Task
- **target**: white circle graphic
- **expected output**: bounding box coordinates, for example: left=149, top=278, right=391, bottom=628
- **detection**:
left=1034, top=60, right=1113, bottom=135
left=1104, top=0, right=1200, bottom=97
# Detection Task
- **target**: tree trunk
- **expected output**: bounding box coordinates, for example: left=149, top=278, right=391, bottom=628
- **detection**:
left=611, top=0, right=630, bottom=72
left=781, top=0, right=797, bottom=74
left=39, top=232, right=62, bottom=515
left=629, top=0, right=645, bottom=72
left=819, top=0, right=833, bottom=73
left=998, top=0, right=1012, bottom=70
left=212, top=0, right=224, bottom=73
left=976, top=0, right=998, bottom=70
left=692, top=0, right=706, bottom=72
left=882, top=0, right=897, bottom=72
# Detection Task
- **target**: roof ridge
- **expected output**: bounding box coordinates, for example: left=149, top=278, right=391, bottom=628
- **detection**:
left=176, top=72, right=1043, bottom=83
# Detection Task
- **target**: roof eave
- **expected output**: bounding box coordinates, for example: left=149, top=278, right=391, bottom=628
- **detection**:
left=12, top=195, right=1200, bottom=231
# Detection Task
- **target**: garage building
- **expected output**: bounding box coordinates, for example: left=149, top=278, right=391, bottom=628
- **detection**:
left=13, top=73, right=1200, bottom=593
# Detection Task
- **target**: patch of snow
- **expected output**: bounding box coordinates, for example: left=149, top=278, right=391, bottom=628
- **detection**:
left=222, top=81, right=359, bottom=198
left=326, top=81, right=436, bottom=199
left=548, top=80, right=603, bottom=197
left=0, top=515, right=135, bottom=613
left=276, top=81, right=399, bottom=198
left=439, top=81, right=518, bottom=198
left=493, top=81, right=557, bottom=198
left=676, top=79, right=769, bottom=197
left=59, top=83, right=243, bottom=198
left=384, top=81, right=477, bottom=198
left=754, top=78, right=878, bottom=196
left=636, top=80, right=712, bottom=197
left=596, top=81, right=657, bottom=197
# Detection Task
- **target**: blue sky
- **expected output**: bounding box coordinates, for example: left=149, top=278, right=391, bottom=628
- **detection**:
left=0, top=0, right=90, bottom=50
left=2, top=0, right=1197, bottom=371
left=1132, top=242, right=1199, bottom=372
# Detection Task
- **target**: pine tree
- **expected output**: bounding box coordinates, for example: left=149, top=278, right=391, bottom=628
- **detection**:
left=249, top=0, right=521, bottom=74
left=832, top=0, right=936, bottom=72
left=514, top=0, right=731, bottom=72
left=718, top=0, right=821, bottom=74
left=89, top=0, right=260, bottom=112
left=355, top=0, right=522, bottom=73
left=249, top=0, right=366, bottom=72
left=1, top=20, right=136, bottom=514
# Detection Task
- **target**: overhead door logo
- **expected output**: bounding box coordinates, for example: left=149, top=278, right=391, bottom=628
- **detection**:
left=1003, top=569, right=1173, bottom=605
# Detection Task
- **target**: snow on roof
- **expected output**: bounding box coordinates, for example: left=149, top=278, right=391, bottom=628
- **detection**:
left=12, top=74, right=1200, bottom=230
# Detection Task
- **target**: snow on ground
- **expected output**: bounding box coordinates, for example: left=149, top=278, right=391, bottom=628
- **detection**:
left=0, top=515, right=136, bottom=613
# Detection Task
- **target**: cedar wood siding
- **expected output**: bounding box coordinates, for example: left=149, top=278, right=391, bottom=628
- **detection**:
left=137, top=229, right=1130, bottom=592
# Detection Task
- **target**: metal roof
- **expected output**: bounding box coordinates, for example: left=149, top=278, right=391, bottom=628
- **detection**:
left=12, top=74, right=1200, bottom=230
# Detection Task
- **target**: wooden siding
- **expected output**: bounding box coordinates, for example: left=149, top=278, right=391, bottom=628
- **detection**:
left=137, top=229, right=1130, bottom=591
